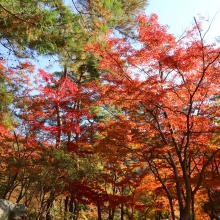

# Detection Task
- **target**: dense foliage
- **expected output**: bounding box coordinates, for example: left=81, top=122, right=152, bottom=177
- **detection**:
left=0, top=1, right=220, bottom=220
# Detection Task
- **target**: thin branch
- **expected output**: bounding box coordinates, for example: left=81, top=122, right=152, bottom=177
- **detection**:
left=0, top=4, right=35, bottom=25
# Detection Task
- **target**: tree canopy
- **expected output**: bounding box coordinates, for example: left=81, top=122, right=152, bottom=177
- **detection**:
left=0, top=1, right=220, bottom=220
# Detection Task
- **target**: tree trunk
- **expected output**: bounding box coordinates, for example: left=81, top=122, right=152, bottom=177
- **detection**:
left=120, top=203, right=124, bottom=220
left=46, top=200, right=53, bottom=220
left=179, top=211, right=190, bottom=220
left=97, top=202, right=102, bottom=220
left=64, top=196, right=69, bottom=220
left=45, top=190, right=55, bottom=220
left=69, top=195, right=75, bottom=220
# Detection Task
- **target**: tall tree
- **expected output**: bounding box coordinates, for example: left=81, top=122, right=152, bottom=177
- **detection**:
left=0, top=1, right=159, bottom=219
left=88, top=14, right=220, bottom=219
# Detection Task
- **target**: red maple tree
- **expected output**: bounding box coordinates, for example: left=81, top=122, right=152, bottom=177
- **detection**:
left=87, top=14, right=220, bottom=219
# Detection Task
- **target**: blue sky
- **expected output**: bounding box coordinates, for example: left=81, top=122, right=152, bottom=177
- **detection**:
left=146, top=0, right=220, bottom=42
